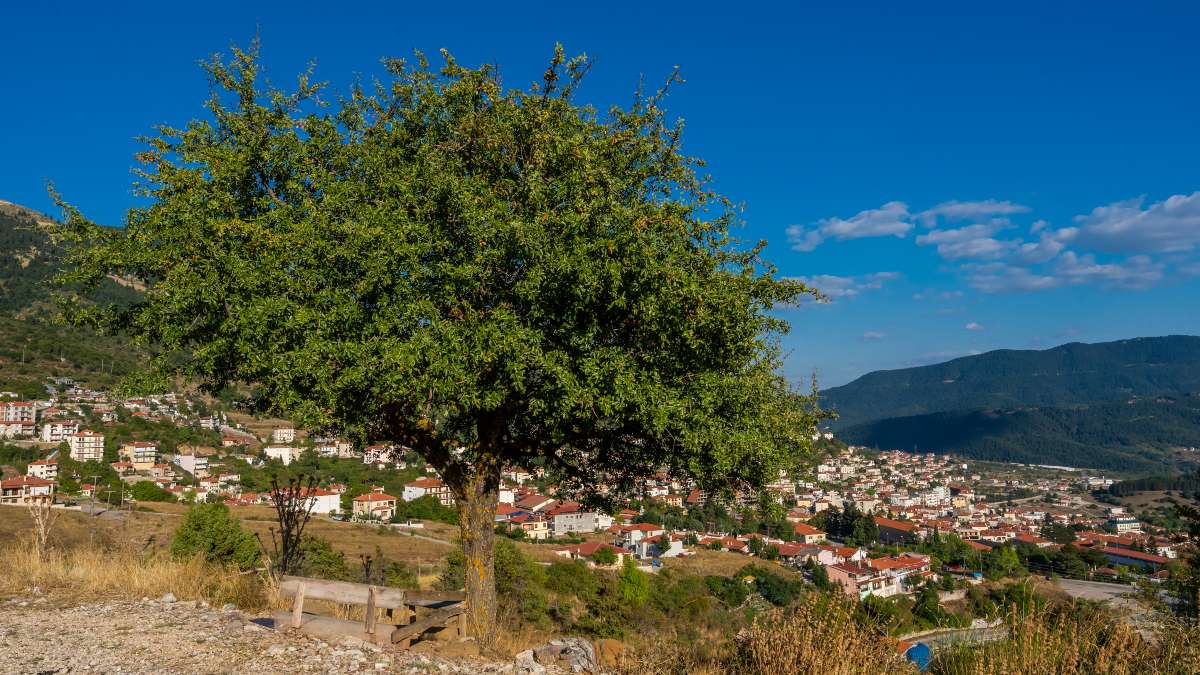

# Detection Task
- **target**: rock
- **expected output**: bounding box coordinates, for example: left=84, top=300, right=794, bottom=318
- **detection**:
left=265, top=644, right=287, bottom=657
left=514, top=650, right=547, bottom=675
left=595, top=638, right=625, bottom=668
left=243, top=623, right=266, bottom=632
left=430, top=624, right=460, bottom=642
left=159, top=593, right=177, bottom=604
left=221, top=603, right=237, bottom=612
left=530, top=638, right=597, bottom=673
left=29, top=586, right=42, bottom=595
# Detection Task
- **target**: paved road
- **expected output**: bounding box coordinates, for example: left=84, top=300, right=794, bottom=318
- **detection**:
left=1054, top=578, right=1133, bottom=602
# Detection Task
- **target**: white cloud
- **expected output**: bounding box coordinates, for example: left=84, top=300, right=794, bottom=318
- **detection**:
left=1182, top=261, right=1200, bottom=276
left=861, top=331, right=887, bottom=341
left=1073, top=192, right=1200, bottom=254
left=784, top=272, right=901, bottom=301
left=1052, top=252, right=1164, bottom=290
left=787, top=201, right=912, bottom=251
left=918, top=199, right=1029, bottom=225
left=965, top=322, right=984, bottom=331
left=962, top=262, right=1061, bottom=293
left=916, top=222, right=1015, bottom=260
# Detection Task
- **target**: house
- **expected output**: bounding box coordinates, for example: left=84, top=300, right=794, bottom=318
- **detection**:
left=272, top=427, right=295, bottom=444
left=875, top=516, right=923, bottom=544
left=509, top=514, right=551, bottom=540
left=26, top=458, right=58, bottom=481
left=41, top=420, right=80, bottom=443
left=616, top=523, right=666, bottom=547
left=263, top=445, right=298, bottom=466
left=634, top=534, right=686, bottom=559
left=402, top=477, right=455, bottom=507
left=352, top=492, right=398, bottom=521
left=1096, top=546, right=1169, bottom=572
left=0, top=401, right=36, bottom=423
left=0, top=421, right=36, bottom=438
left=793, top=523, right=827, bottom=544
left=176, top=450, right=209, bottom=478
left=0, top=476, right=56, bottom=505
left=552, top=510, right=615, bottom=537
left=515, top=493, right=556, bottom=513
left=828, top=563, right=899, bottom=599
left=69, top=429, right=105, bottom=462
left=120, top=441, right=160, bottom=471
left=864, top=553, right=933, bottom=590
left=552, top=541, right=629, bottom=567
left=295, top=487, right=341, bottom=515
left=362, top=444, right=396, bottom=465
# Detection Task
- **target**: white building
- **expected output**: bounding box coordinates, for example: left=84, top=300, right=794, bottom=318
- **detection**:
left=0, top=421, right=36, bottom=438
left=272, top=427, right=295, bottom=444
left=177, top=451, right=209, bottom=478
left=0, top=401, right=36, bottom=422
left=41, top=420, right=80, bottom=443
left=402, top=477, right=454, bottom=507
left=26, top=458, right=58, bottom=480
left=264, top=445, right=298, bottom=466
left=69, top=429, right=105, bottom=462
left=552, top=511, right=615, bottom=537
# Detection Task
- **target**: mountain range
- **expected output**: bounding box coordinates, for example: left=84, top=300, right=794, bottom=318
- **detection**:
left=821, top=336, right=1200, bottom=474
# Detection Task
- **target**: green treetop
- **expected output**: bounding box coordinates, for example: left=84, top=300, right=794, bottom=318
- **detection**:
left=51, top=41, right=822, bottom=642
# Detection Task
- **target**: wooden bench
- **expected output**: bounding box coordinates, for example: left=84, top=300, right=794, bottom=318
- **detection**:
left=274, top=575, right=466, bottom=648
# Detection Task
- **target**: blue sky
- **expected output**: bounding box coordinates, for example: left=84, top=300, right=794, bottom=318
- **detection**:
left=2, top=2, right=1198, bottom=387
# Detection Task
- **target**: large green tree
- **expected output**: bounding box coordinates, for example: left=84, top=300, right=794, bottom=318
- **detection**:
left=52, top=42, right=821, bottom=641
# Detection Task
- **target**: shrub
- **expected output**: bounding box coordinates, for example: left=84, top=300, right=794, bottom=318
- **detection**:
left=130, top=481, right=175, bottom=502
left=931, top=602, right=1200, bottom=674
left=589, top=546, right=617, bottom=565
left=170, top=503, right=261, bottom=570
left=729, top=592, right=914, bottom=675
left=296, top=536, right=350, bottom=580
left=618, top=556, right=650, bottom=607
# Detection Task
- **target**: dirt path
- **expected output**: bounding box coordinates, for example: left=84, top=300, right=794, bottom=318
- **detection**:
left=0, top=593, right=515, bottom=675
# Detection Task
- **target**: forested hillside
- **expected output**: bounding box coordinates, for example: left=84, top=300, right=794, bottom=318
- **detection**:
left=822, top=336, right=1200, bottom=429
left=838, top=393, right=1200, bottom=473
left=0, top=200, right=143, bottom=393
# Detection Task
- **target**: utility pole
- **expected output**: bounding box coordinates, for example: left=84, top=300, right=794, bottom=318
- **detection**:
left=86, top=474, right=101, bottom=516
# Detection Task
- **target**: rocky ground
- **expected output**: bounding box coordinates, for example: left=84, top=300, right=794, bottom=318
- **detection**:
left=0, top=591, right=537, bottom=675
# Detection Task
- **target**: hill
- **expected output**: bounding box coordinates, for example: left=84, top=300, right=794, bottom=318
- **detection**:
left=0, top=199, right=144, bottom=394
left=837, top=393, right=1200, bottom=474
left=823, top=337, right=1200, bottom=473
left=822, top=336, right=1200, bottom=429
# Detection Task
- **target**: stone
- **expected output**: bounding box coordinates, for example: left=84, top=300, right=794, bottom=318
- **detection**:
left=410, top=641, right=439, bottom=655
left=514, top=650, right=547, bottom=675
left=265, top=644, right=287, bottom=657
left=221, top=603, right=237, bottom=612
left=430, top=624, right=460, bottom=642
left=159, top=593, right=177, bottom=604
left=595, top=638, right=625, bottom=668
left=531, top=637, right=597, bottom=673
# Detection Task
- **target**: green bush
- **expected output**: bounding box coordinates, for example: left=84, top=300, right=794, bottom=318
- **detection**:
left=170, top=503, right=261, bottom=570
left=589, top=546, right=617, bottom=565
left=618, top=556, right=650, bottom=607
left=130, top=481, right=176, bottom=502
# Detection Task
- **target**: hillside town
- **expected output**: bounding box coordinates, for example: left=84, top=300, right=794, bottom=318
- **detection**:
left=1, top=377, right=1186, bottom=603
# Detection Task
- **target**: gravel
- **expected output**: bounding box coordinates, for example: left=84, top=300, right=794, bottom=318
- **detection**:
left=0, top=594, right=520, bottom=674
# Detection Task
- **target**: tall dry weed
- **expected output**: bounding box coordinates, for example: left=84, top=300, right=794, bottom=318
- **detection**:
left=0, top=543, right=277, bottom=611
left=932, top=603, right=1200, bottom=675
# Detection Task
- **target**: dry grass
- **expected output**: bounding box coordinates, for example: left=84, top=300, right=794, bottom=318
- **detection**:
left=0, top=542, right=277, bottom=611
left=932, top=604, right=1200, bottom=675
left=615, top=592, right=912, bottom=675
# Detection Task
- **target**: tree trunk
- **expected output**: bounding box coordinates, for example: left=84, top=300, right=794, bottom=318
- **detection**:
left=455, top=454, right=501, bottom=645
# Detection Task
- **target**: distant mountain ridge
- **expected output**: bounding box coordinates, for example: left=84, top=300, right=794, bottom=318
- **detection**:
left=823, top=336, right=1200, bottom=429
left=822, top=336, right=1200, bottom=474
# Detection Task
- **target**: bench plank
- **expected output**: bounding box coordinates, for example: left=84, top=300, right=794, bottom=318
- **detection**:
left=279, top=576, right=466, bottom=609
left=389, top=604, right=466, bottom=644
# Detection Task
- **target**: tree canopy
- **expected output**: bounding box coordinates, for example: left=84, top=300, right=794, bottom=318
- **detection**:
left=51, top=41, right=821, bottom=640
